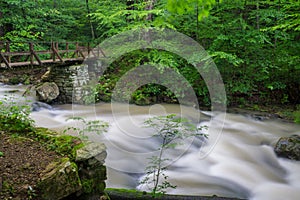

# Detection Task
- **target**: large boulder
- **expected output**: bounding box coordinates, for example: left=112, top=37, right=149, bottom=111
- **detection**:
left=38, top=158, right=82, bottom=200
left=274, top=135, right=300, bottom=161
left=36, top=82, right=59, bottom=102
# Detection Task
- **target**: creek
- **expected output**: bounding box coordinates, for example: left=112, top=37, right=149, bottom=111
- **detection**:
left=1, top=83, right=300, bottom=200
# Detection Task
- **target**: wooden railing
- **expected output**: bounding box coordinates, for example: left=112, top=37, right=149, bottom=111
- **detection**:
left=0, top=41, right=105, bottom=68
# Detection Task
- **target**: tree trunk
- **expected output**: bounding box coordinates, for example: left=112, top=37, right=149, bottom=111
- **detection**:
left=196, top=1, right=199, bottom=40
left=86, top=0, right=95, bottom=40
left=145, top=0, right=156, bottom=21
left=143, top=0, right=156, bottom=43
left=256, top=0, right=260, bottom=30
left=0, top=11, right=4, bottom=37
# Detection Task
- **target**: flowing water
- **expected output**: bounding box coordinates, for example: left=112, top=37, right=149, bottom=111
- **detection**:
left=1, top=84, right=300, bottom=200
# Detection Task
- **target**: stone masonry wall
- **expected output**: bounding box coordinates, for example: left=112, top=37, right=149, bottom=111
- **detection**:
left=48, top=59, right=103, bottom=104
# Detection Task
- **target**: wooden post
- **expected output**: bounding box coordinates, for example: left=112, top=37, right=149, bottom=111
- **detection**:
left=75, top=42, right=85, bottom=59
left=51, top=42, right=63, bottom=62
left=0, top=52, right=10, bottom=68
left=78, top=49, right=85, bottom=59
left=88, top=42, right=90, bottom=57
left=76, top=42, right=79, bottom=57
left=29, top=42, right=42, bottom=66
left=5, top=42, right=10, bottom=63
left=0, top=41, right=3, bottom=54
left=29, top=42, right=34, bottom=65
left=52, top=42, right=56, bottom=61
left=0, top=41, right=10, bottom=68
left=66, top=42, right=69, bottom=57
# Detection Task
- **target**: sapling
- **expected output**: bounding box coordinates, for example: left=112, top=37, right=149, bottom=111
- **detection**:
left=63, top=116, right=109, bottom=139
left=140, top=114, right=207, bottom=197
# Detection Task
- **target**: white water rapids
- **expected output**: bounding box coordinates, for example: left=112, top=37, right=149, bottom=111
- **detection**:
left=1, top=84, right=300, bottom=200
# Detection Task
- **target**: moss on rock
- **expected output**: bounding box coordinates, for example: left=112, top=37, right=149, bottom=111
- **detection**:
left=37, top=158, right=82, bottom=200
left=28, top=127, right=84, bottom=160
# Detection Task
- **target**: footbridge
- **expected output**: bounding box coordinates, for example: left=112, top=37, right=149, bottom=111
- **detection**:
left=0, top=41, right=105, bottom=68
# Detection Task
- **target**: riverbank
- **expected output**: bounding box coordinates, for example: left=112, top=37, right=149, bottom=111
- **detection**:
left=0, top=66, right=298, bottom=123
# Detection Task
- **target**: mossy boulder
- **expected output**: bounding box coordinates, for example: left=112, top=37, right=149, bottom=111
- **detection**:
left=274, top=135, right=300, bottom=161
left=38, top=158, right=82, bottom=200
left=31, top=129, right=107, bottom=200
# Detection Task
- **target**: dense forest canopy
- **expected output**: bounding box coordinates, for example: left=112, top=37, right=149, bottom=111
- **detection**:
left=0, top=0, right=299, bottom=106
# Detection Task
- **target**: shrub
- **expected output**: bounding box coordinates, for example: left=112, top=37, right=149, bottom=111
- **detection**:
left=293, top=106, right=300, bottom=124
left=0, top=96, right=34, bottom=133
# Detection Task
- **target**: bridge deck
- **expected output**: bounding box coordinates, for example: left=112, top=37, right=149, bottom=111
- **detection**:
left=0, top=58, right=84, bottom=68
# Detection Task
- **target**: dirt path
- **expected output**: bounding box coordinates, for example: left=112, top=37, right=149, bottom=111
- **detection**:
left=0, top=131, right=61, bottom=200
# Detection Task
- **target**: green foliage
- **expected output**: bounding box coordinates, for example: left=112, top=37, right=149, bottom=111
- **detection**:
left=26, top=127, right=84, bottom=160
left=293, top=111, right=300, bottom=124
left=183, top=0, right=300, bottom=105
left=167, top=0, right=219, bottom=20
left=0, top=0, right=100, bottom=43
left=81, top=179, right=94, bottom=194
left=1, top=0, right=299, bottom=106
left=97, top=49, right=208, bottom=105
left=91, top=0, right=299, bottom=106
left=90, top=0, right=173, bottom=41
left=47, top=135, right=79, bottom=158
left=63, top=116, right=109, bottom=140
left=80, top=173, right=106, bottom=196
left=0, top=96, right=34, bottom=133
left=1, top=181, right=15, bottom=196
left=270, top=1, right=300, bottom=31
left=140, top=114, right=207, bottom=196
left=293, top=105, right=300, bottom=124
left=0, top=151, right=3, bottom=157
